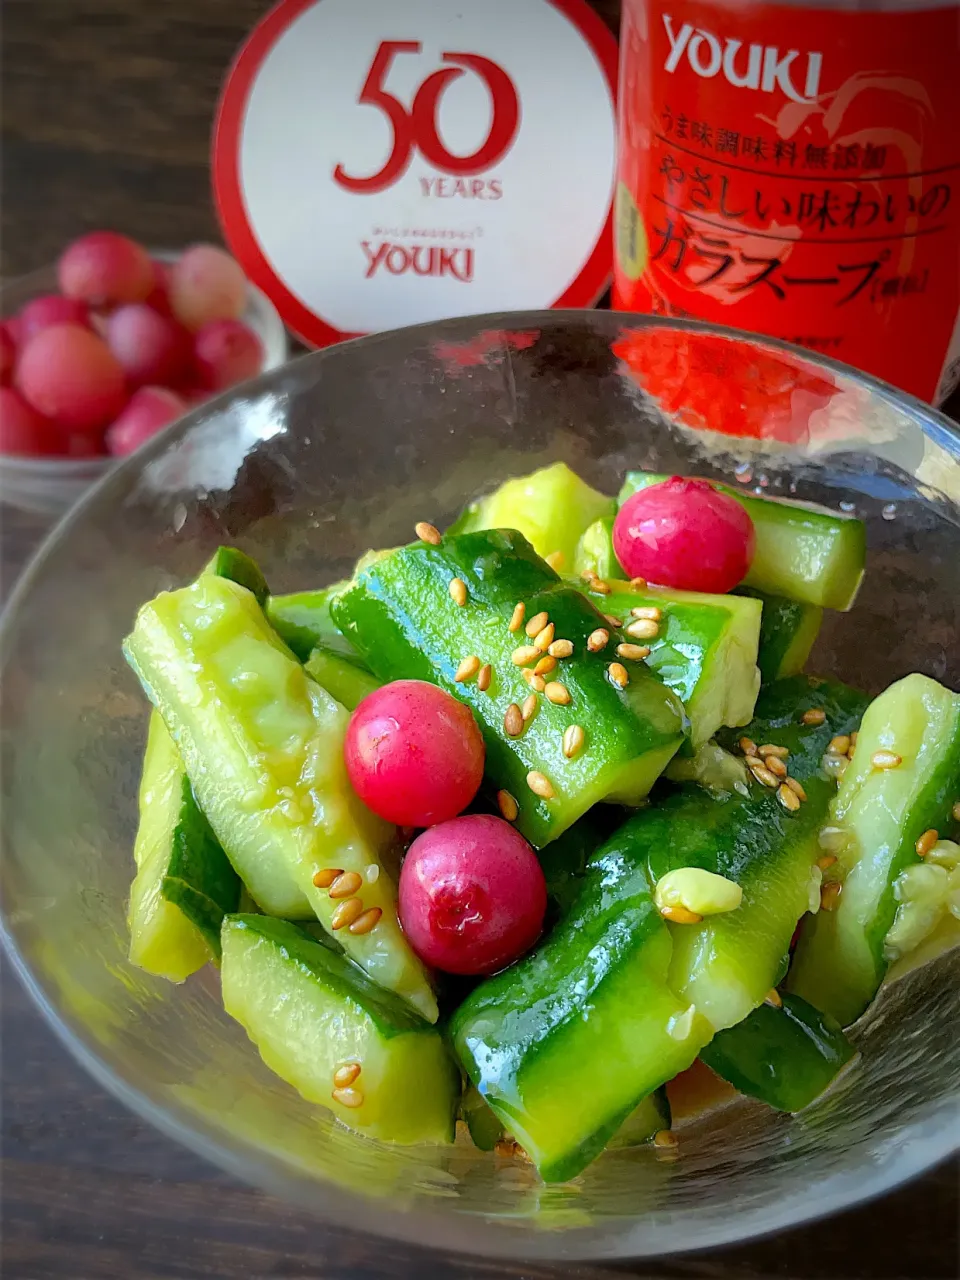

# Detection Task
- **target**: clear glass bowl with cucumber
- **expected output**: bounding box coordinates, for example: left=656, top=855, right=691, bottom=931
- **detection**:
left=1, top=312, right=958, bottom=1260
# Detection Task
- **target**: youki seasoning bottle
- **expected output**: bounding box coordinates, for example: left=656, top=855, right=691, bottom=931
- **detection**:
left=613, top=0, right=960, bottom=404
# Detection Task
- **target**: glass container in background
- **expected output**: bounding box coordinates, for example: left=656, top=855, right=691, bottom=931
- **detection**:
left=613, top=0, right=960, bottom=405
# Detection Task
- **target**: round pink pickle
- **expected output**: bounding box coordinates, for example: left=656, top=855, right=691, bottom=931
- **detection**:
left=0, top=386, right=62, bottom=456
left=344, top=680, right=484, bottom=828
left=398, top=815, right=547, bottom=975
left=168, top=244, right=247, bottom=332
left=193, top=319, right=264, bottom=392
left=106, top=304, right=191, bottom=389
left=613, top=476, right=756, bottom=594
left=105, top=386, right=186, bottom=456
left=0, top=323, right=16, bottom=385
left=16, top=324, right=128, bottom=432
left=58, top=231, right=154, bottom=307
left=17, top=294, right=91, bottom=343
left=144, top=259, right=174, bottom=316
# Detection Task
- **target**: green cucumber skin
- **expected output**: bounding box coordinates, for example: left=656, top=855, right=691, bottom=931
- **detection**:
left=573, top=515, right=622, bottom=581
left=161, top=774, right=241, bottom=956
left=735, top=587, right=823, bottom=683
left=788, top=674, right=960, bottom=1026
left=332, top=529, right=685, bottom=848
left=304, top=645, right=382, bottom=711
left=700, top=992, right=854, bottom=1112
left=619, top=473, right=867, bottom=611
left=204, top=547, right=270, bottom=607
left=461, top=1086, right=505, bottom=1150
left=449, top=835, right=711, bottom=1182
left=266, top=585, right=363, bottom=664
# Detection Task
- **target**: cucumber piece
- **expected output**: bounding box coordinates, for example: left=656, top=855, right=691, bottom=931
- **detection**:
left=128, top=712, right=240, bottom=980
left=450, top=831, right=712, bottom=1182
left=700, top=992, right=854, bottom=1112
left=461, top=1085, right=505, bottom=1150
left=607, top=1088, right=671, bottom=1149
left=124, top=575, right=437, bottom=1021
left=599, top=579, right=761, bottom=746
left=305, top=645, right=381, bottom=711
left=538, top=808, right=625, bottom=918
left=266, top=584, right=362, bottom=663
left=204, top=547, right=269, bottom=606
left=788, top=673, right=960, bottom=1026
left=449, top=462, right=614, bottom=569
left=221, top=916, right=458, bottom=1144
left=573, top=515, right=622, bottom=582
left=332, top=529, right=685, bottom=847
left=619, top=473, right=867, bottom=611
left=734, top=587, right=823, bottom=683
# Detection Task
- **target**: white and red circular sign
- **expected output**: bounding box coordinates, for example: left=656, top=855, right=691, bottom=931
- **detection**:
left=214, top=0, right=618, bottom=347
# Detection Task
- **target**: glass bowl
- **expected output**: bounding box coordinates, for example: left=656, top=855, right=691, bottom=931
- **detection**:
left=0, top=250, right=288, bottom=518
left=1, top=311, right=957, bottom=1261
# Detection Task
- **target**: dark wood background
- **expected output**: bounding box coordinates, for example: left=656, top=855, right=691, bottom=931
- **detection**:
left=2, top=2, right=957, bottom=1277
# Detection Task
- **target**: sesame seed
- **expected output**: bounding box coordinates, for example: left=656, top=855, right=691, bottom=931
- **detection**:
left=522, top=670, right=546, bottom=692
left=851, top=731, right=859, bottom=745
left=630, top=577, right=648, bottom=589
left=527, top=770, right=555, bottom=799
left=312, top=867, right=343, bottom=889
left=739, top=737, right=758, bottom=756
left=586, top=628, right=610, bottom=653
left=767, top=756, right=788, bottom=779
left=802, top=708, right=826, bottom=725
left=477, top=663, right=492, bottom=692
left=511, top=645, right=540, bottom=666
left=653, top=1129, right=678, bottom=1149
left=820, top=881, right=842, bottom=911
left=744, top=754, right=764, bottom=770
left=562, top=724, right=585, bottom=758
left=534, top=622, right=555, bottom=651
left=348, top=907, right=383, bottom=935
left=414, top=521, right=442, bottom=545
left=455, top=655, right=481, bottom=682
left=588, top=578, right=611, bottom=595
left=494, top=1139, right=519, bottom=1158
left=764, top=989, right=783, bottom=1008
left=545, top=681, right=571, bottom=705
left=497, top=790, right=519, bottom=821
left=525, top=611, right=549, bottom=638
left=449, top=577, right=468, bottom=607
left=545, top=550, right=565, bottom=571
left=548, top=638, right=574, bottom=658
left=329, top=870, right=363, bottom=899
left=631, top=606, right=662, bottom=621
left=508, top=602, right=526, bottom=633
left=603, top=614, right=623, bottom=629
left=607, top=661, right=629, bottom=688
left=871, top=750, right=902, bottom=770
left=660, top=903, right=703, bottom=924
left=521, top=693, right=538, bottom=722
left=333, top=1063, right=361, bottom=1088
left=580, top=569, right=598, bottom=583
left=534, top=654, right=556, bottom=676
left=331, top=897, right=365, bottom=930
left=332, top=1086, right=364, bottom=1108
left=504, top=703, right=524, bottom=737
left=750, top=763, right=780, bottom=788
left=784, top=776, right=807, bottom=801
left=625, top=617, right=659, bottom=640
left=617, top=642, right=651, bottom=661
left=827, top=734, right=851, bottom=755
left=816, top=854, right=837, bottom=870
left=758, top=744, right=790, bottom=759
left=916, top=828, right=939, bottom=857
left=778, top=783, right=801, bottom=812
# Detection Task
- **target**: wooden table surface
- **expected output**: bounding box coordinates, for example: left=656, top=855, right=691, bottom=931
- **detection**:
left=2, top=3, right=957, bottom=1277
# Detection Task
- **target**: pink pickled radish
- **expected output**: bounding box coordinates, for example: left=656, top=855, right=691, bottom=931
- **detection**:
left=193, top=319, right=264, bottom=391
left=16, top=324, right=127, bottom=432
left=168, top=244, right=247, bottom=332
left=0, top=386, right=61, bottom=456
left=18, top=294, right=91, bottom=343
left=105, top=386, right=186, bottom=456
left=105, top=304, right=191, bottom=389
left=58, top=231, right=153, bottom=307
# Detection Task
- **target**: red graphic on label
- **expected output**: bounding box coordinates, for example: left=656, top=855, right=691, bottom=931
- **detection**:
left=614, top=0, right=960, bottom=403
left=333, top=42, right=521, bottom=194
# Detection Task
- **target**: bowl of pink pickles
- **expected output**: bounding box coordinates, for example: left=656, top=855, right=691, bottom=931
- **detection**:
left=0, top=232, right=287, bottom=516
